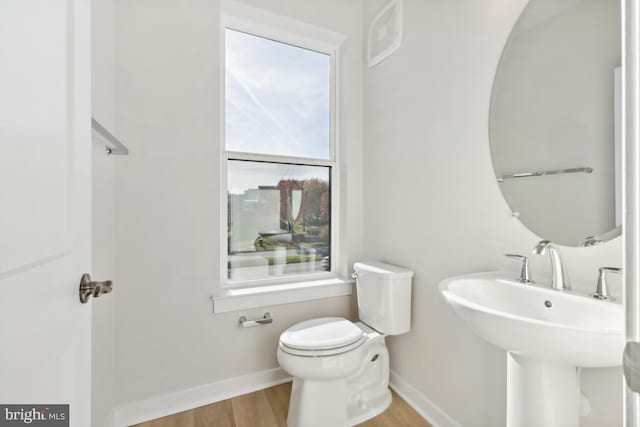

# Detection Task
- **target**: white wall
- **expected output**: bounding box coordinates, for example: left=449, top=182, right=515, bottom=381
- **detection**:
left=91, top=0, right=116, bottom=425
left=112, top=0, right=363, bottom=407
left=363, top=0, right=622, bottom=426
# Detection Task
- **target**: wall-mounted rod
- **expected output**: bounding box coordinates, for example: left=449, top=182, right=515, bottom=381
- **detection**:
left=91, top=117, right=129, bottom=156
left=239, top=312, right=273, bottom=327
left=497, top=166, right=592, bottom=182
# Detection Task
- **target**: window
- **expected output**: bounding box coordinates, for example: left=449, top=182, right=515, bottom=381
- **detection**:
left=223, top=26, right=337, bottom=285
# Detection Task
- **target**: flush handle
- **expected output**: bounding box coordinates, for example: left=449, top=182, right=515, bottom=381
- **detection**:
left=79, top=273, right=113, bottom=304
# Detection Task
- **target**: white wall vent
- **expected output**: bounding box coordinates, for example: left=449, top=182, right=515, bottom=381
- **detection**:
left=367, top=0, right=403, bottom=68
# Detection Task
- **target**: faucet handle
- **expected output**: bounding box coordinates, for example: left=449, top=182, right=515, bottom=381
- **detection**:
left=533, top=240, right=551, bottom=254
left=505, top=254, right=535, bottom=284
left=592, top=267, right=622, bottom=301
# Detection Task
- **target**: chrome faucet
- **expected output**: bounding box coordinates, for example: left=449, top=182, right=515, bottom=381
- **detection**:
left=592, top=267, right=622, bottom=301
left=532, top=240, right=570, bottom=291
left=504, top=254, right=534, bottom=284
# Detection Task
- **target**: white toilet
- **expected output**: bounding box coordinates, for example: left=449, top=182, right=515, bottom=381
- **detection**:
left=277, top=261, right=413, bottom=427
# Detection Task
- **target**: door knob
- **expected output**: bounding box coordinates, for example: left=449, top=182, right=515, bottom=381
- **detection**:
left=79, top=273, right=113, bottom=304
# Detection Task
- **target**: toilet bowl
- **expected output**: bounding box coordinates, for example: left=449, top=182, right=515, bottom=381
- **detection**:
left=277, top=318, right=392, bottom=427
left=277, top=262, right=413, bottom=427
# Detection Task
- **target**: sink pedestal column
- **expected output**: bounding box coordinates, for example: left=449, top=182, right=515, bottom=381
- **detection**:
left=506, top=353, right=580, bottom=427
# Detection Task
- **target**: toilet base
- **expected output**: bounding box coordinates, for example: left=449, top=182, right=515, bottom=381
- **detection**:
left=287, top=378, right=348, bottom=427
left=346, top=340, right=392, bottom=425
left=286, top=378, right=392, bottom=427
left=347, top=387, right=392, bottom=426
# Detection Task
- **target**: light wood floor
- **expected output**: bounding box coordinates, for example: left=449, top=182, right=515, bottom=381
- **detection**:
left=133, top=382, right=431, bottom=427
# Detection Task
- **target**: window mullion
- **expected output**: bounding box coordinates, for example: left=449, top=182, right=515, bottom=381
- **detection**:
left=226, top=151, right=335, bottom=168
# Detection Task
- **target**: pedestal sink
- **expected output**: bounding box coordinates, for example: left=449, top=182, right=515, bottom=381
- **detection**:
left=439, top=271, right=624, bottom=427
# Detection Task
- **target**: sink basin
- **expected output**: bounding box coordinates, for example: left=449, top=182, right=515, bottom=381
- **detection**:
left=439, top=271, right=624, bottom=427
left=439, top=271, right=624, bottom=367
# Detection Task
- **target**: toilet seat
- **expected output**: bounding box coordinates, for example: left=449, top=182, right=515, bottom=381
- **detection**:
left=279, top=317, right=365, bottom=356
left=279, top=336, right=366, bottom=357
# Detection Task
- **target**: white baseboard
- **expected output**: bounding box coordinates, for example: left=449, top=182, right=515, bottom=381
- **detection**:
left=107, top=367, right=457, bottom=427
left=389, top=370, right=462, bottom=427
left=110, top=367, right=292, bottom=427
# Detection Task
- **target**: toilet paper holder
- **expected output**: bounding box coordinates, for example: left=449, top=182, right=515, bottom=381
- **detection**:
left=239, top=312, right=273, bottom=327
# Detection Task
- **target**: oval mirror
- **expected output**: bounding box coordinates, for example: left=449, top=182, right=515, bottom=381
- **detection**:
left=490, top=0, right=621, bottom=247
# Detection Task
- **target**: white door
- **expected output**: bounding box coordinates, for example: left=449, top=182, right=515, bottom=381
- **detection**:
left=624, top=0, right=640, bottom=425
left=0, top=1, right=92, bottom=426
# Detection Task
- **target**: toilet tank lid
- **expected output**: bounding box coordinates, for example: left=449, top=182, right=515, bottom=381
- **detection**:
left=353, top=261, right=414, bottom=278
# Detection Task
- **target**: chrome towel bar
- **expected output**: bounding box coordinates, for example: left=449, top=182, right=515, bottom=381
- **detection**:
left=497, top=166, right=592, bottom=182
left=239, top=312, right=273, bottom=327
left=91, top=117, right=129, bottom=156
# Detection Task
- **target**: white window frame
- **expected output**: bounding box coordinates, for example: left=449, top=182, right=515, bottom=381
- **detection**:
left=219, top=2, right=346, bottom=289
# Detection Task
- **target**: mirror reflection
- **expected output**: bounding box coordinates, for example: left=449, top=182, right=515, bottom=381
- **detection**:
left=490, top=0, right=621, bottom=246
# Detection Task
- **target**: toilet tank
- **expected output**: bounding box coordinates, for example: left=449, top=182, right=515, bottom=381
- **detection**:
left=353, top=261, right=413, bottom=335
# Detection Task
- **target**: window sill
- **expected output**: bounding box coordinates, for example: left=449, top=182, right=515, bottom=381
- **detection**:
left=211, top=277, right=354, bottom=314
